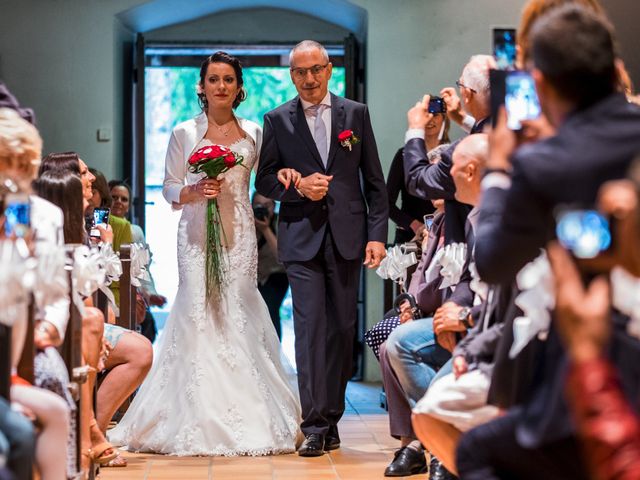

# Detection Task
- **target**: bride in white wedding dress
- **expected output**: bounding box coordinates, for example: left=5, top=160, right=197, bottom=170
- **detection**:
left=108, top=52, right=301, bottom=456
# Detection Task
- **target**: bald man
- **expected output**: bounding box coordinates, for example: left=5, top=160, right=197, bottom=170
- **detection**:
left=450, top=134, right=488, bottom=208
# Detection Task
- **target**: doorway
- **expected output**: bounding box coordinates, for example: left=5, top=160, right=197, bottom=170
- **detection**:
left=139, top=44, right=347, bottom=367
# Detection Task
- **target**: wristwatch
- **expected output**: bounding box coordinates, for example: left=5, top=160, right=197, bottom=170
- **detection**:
left=458, top=307, right=472, bottom=329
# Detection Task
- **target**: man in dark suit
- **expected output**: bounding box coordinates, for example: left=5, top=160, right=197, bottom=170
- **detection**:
left=403, top=55, right=495, bottom=245
left=255, top=40, right=389, bottom=457
left=457, top=6, right=640, bottom=479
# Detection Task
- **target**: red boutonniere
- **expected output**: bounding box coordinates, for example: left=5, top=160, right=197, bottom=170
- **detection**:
left=338, top=130, right=360, bottom=151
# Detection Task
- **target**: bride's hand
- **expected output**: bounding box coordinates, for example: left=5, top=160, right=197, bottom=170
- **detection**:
left=193, top=178, right=224, bottom=200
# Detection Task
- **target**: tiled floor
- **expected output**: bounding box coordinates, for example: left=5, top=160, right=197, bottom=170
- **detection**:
left=100, top=382, right=429, bottom=480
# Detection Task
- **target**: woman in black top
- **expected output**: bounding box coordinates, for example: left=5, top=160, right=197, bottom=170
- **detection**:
left=387, top=111, right=450, bottom=244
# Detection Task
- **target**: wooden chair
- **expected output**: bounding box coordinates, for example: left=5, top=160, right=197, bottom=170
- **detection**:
left=16, top=294, right=35, bottom=384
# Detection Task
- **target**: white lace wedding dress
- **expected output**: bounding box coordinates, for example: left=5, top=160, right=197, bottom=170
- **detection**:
left=108, top=136, right=302, bottom=456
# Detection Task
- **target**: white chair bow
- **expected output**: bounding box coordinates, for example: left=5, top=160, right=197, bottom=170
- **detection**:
left=129, top=243, right=151, bottom=288
left=0, top=240, right=34, bottom=327
left=509, top=251, right=555, bottom=358
left=376, top=245, right=418, bottom=288
left=611, top=267, right=640, bottom=340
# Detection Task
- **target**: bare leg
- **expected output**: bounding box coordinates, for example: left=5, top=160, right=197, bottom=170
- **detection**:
left=12, top=385, right=69, bottom=480
left=97, top=331, right=152, bottom=432
left=412, top=412, right=461, bottom=475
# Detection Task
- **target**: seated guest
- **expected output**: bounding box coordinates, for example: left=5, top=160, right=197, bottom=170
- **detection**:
left=109, top=180, right=166, bottom=343
left=379, top=195, right=446, bottom=478
left=87, top=168, right=132, bottom=309
left=252, top=192, right=288, bottom=339
left=0, top=397, right=34, bottom=480
left=387, top=110, right=449, bottom=244
left=35, top=169, right=153, bottom=468
left=384, top=134, right=489, bottom=480
left=458, top=5, right=640, bottom=479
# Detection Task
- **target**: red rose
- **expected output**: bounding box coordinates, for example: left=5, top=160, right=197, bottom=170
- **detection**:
left=224, top=152, right=236, bottom=168
left=338, top=130, right=353, bottom=142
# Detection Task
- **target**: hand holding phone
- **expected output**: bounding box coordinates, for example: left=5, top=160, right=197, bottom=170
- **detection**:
left=493, top=28, right=517, bottom=70
left=90, top=207, right=110, bottom=238
left=423, top=214, right=435, bottom=231
left=555, top=209, right=612, bottom=259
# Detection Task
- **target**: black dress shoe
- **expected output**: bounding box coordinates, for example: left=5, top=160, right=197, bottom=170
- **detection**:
left=384, top=446, right=427, bottom=477
left=429, top=456, right=458, bottom=480
left=298, top=433, right=325, bottom=457
left=324, top=425, right=340, bottom=451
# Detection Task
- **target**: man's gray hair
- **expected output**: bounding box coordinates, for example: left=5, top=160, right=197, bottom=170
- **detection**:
left=460, top=55, right=496, bottom=102
left=289, top=40, right=329, bottom=66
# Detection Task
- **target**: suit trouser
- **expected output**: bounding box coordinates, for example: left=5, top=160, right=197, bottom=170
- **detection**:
left=456, top=408, right=589, bottom=480
left=379, top=342, right=415, bottom=440
left=284, top=228, right=361, bottom=436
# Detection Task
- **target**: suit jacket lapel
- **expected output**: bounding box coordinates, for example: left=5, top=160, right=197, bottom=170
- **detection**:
left=289, top=97, right=325, bottom=170
left=326, top=93, right=345, bottom=171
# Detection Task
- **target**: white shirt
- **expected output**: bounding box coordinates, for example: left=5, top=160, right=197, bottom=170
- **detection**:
left=300, top=91, right=332, bottom=155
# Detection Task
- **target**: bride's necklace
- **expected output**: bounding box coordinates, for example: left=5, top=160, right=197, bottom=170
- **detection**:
left=208, top=118, right=233, bottom=137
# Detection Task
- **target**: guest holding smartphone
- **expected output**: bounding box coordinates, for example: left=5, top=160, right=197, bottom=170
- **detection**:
left=387, top=104, right=450, bottom=244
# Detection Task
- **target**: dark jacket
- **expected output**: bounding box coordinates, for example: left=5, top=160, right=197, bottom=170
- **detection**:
left=255, top=94, right=388, bottom=262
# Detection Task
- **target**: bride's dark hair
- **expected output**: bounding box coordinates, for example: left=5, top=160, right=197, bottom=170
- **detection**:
left=198, top=51, right=247, bottom=110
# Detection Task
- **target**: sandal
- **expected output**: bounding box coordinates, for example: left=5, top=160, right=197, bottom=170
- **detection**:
left=87, top=441, right=118, bottom=466
left=103, top=452, right=127, bottom=468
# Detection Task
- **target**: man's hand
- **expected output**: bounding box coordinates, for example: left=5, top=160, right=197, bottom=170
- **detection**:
left=254, top=216, right=270, bottom=232
left=433, top=302, right=467, bottom=335
left=398, top=299, right=413, bottom=324
left=298, top=173, right=333, bottom=201
left=437, top=331, right=457, bottom=352
left=407, top=95, right=434, bottom=130
left=277, top=168, right=302, bottom=190
left=410, top=219, right=426, bottom=236
left=440, top=87, right=466, bottom=125
left=364, top=241, right=386, bottom=269
left=547, top=241, right=611, bottom=363
left=453, top=355, right=469, bottom=379
left=135, top=291, right=147, bottom=325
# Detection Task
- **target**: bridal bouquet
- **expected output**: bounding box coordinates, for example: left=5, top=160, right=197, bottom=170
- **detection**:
left=188, top=144, right=244, bottom=293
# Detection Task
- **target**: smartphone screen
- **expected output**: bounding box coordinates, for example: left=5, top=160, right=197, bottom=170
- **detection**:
left=4, top=195, right=30, bottom=238
left=423, top=214, right=435, bottom=231
left=428, top=97, right=446, bottom=114
left=504, top=71, right=541, bottom=130
left=493, top=28, right=517, bottom=70
left=556, top=210, right=612, bottom=259
left=90, top=207, right=110, bottom=237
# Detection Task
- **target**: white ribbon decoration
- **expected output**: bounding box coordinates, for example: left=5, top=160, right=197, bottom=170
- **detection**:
left=438, top=242, right=467, bottom=290
left=129, top=243, right=151, bottom=288
left=68, top=245, right=105, bottom=316
left=611, top=267, right=640, bottom=340
left=95, top=243, right=122, bottom=316
left=509, top=251, right=555, bottom=358
left=0, top=240, right=34, bottom=327
left=469, top=261, right=489, bottom=305
left=32, top=245, right=68, bottom=312
left=376, top=245, right=418, bottom=287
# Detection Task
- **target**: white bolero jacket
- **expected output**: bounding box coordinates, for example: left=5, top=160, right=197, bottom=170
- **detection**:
left=162, top=112, right=263, bottom=207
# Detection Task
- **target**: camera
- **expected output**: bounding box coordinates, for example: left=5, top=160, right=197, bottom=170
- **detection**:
left=4, top=193, right=31, bottom=238
left=253, top=205, right=269, bottom=221
left=90, top=207, right=110, bottom=237
left=428, top=96, right=446, bottom=114
left=555, top=209, right=612, bottom=259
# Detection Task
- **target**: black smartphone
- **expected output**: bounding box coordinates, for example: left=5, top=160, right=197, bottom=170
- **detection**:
left=493, top=28, right=517, bottom=70
left=504, top=70, right=541, bottom=130
left=489, top=69, right=507, bottom=127
left=423, top=214, right=435, bottom=231
left=4, top=193, right=30, bottom=238
left=91, top=207, right=110, bottom=237
left=428, top=96, right=446, bottom=114
left=555, top=209, right=612, bottom=259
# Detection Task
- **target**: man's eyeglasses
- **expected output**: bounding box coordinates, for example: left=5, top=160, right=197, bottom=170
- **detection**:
left=290, top=64, right=329, bottom=79
left=456, top=80, right=477, bottom=94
